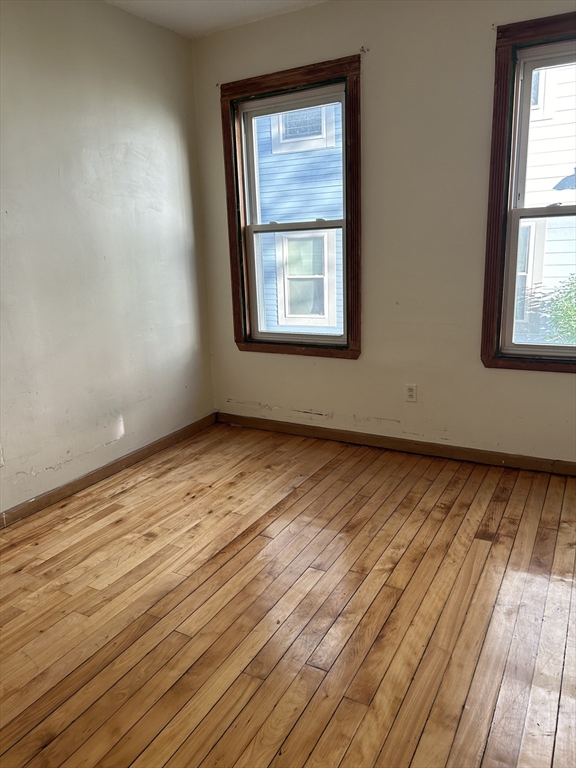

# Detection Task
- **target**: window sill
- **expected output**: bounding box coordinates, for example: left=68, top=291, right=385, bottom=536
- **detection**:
left=236, top=340, right=361, bottom=359
left=481, top=353, right=575, bottom=373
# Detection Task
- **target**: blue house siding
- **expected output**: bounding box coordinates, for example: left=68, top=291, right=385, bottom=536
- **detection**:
left=254, top=105, right=345, bottom=336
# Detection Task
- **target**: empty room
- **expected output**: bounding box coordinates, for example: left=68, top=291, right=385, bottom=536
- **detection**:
left=1, top=0, right=575, bottom=766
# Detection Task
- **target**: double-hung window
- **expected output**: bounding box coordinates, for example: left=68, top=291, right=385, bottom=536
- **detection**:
left=482, top=13, right=576, bottom=372
left=220, top=56, right=361, bottom=358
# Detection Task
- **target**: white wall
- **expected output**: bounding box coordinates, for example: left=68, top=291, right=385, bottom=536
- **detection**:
left=193, top=0, right=576, bottom=463
left=0, top=0, right=214, bottom=511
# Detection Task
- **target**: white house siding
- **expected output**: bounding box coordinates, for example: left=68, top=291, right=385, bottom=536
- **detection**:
left=524, top=62, right=575, bottom=292
left=525, top=62, right=576, bottom=208
left=541, top=216, right=576, bottom=291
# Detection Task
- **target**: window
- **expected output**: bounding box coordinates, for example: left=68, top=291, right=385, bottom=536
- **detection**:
left=276, top=231, right=337, bottom=327
left=271, top=105, right=336, bottom=153
left=482, top=12, right=576, bottom=372
left=220, top=56, right=361, bottom=358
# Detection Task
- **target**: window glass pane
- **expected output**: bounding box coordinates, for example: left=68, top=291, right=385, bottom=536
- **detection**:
left=289, top=278, right=324, bottom=315
left=287, top=237, right=324, bottom=276
left=252, top=228, right=344, bottom=336
left=512, top=215, right=576, bottom=346
left=523, top=62, right=576, bottom=208
left=252, top=102, right=343, bottom=223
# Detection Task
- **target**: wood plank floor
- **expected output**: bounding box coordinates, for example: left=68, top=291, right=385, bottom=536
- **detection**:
left=0, top=424, right=574, bottom=768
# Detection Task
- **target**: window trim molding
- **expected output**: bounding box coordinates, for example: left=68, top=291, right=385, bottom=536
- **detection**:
left=220, top=55, right=361, bottom=359
left=481, top=11, right=576, bottom=373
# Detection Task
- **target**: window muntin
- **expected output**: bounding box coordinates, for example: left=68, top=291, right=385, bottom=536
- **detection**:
left=500, top=41, right=576, bottom=360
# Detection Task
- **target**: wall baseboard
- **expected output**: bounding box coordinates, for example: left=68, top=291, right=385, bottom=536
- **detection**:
left=3, top=409, right=573, bottom=529
left=217, top=412, right=576, bottom=477
left=1, top=414, right=216, bottom=529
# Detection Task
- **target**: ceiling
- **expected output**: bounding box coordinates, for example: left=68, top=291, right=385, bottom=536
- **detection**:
left=104, top=0, right=330, bottom=39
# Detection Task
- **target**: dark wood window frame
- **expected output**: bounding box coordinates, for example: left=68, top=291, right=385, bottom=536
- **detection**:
left=481, top=12, right=576, bottom=374
left=220, top=55, right=361, bottom=359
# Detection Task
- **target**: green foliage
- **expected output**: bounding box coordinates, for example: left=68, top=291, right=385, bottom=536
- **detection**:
left=545, top=274, right=576, bottom=345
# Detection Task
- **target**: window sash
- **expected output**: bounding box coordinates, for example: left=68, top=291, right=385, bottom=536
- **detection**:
left=247, top=224, right=345, bottom=341
left=512, top=43, right=576, bottom=211
left=501, top=206, right=576, bottom=357
left=240, top=84, right=345, bottom=228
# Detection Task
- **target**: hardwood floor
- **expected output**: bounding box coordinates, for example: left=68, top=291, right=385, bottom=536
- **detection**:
left=0, top=424, right=573, bottom=768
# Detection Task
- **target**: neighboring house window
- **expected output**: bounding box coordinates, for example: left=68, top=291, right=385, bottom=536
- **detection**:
left=271, top=105, right=336, bottom=153
left=514, top=221, right=536, bottom=323
left=481, top=12, right=576, bottom=372
left=531, top=69, right=543, bottom=108
left=220, top=56, right=361, bottom=358
left=275, top=230, right=337, bottom=327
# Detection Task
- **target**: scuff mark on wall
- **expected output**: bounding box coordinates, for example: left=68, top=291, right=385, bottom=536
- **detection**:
left=10, top=433, right=125, bottom=482
left=285, top=408, right=334, bottom=422
left=226, top=398, right=278, bottom=411
left=226, top=399, right=335, bottom=421
left=353, top=415, right=401, bottom=427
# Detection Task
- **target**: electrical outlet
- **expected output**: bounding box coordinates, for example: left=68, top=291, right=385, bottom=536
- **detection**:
left=405, top=384, right=417, bottom=403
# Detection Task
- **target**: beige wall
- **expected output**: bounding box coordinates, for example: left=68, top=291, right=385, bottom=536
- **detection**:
left=193, top=0, right=576, bottom=462
left=0, top=0, right=214, bottom=511
left=1, top=0, right=574, bottom=514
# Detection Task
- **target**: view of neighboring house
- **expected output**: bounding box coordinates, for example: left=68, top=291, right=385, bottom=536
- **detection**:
left=253, top=101, right=345, bottom=336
